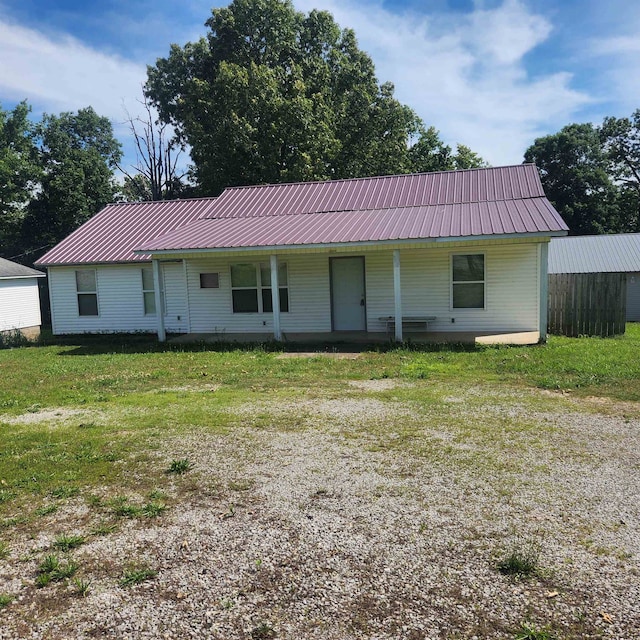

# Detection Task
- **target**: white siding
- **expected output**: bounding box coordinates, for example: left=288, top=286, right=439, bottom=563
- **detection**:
left=49, top=263, right=188, bottom=335
left=0, top=278, right=42, bottom=331
left=628, top=273, right=640, bottom=322
left=186, top=254, right=332, bottom=334
left=48, top=241, right=543, bottom=336
left=184, top=242, right=541, bottom=335
left=365, top=243, right=541, bottom=333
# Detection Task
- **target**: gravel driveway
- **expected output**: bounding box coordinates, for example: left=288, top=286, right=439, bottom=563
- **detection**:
left=1, top=383, right=639, bottom=639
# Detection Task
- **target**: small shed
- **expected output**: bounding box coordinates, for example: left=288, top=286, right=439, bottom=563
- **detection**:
left=548, top=234, right=640, bottom=336
left=549, top=234, right=640, bottom=321
left=0, top=257, right=46, bottom=339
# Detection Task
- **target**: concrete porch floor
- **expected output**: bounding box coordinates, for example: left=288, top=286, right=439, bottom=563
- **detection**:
left=169, top=330, right=540, bottom=346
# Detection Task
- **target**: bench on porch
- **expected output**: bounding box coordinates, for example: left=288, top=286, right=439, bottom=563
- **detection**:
left=379, top=316, right=437, bottom=334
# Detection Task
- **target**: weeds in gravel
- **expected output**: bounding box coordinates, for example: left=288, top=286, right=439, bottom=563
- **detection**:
left=120, top=566, right=157, bottom=587
left=35, top=504, right=58, bottom=517
left=141, top=501, right=167, bottom=518
left=90, top=521, right=118, bottom=537
left=498, top=545, right=540, bottom=578
left=36, top=554, right=79, bottom=587
left=166, top=458, right=192, bottom=475
left=0, top=541, right=8, bottom=559
left=50, top=486, right=80, bottom=500
left=514, top=622, right=558, bottom=640
left=251, top=622, right=276, bottom=639
left=0, top=594, right=13, bottom=608
left=53, top=534, right=85, bottom=551
left=72, top=577, right=92, bottom=597
left=108, top=496, right=142, bottom=518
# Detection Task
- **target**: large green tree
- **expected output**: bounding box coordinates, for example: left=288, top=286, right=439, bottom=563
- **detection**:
left=601, top=110, right=640, bottom=232
left=146, top=0, right=483, bottom=195
left=0, top=102, right=39, bottom=254
left=20, top=107, right=122, bottom=257
left=524, top=123, right=621, bottom=235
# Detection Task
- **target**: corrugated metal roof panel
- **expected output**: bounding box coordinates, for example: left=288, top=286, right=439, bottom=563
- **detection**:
left=139, top=198, right=567, bottom=252
left=549, top=234, right=640, bottom=273
left=200, top=164, right=546, bottom=219
left=36, top=198, right=217, bottom=266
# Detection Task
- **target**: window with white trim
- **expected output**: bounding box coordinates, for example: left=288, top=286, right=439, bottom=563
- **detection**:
left=76, top=269, right=98, bottom=316
left=141, top=267, right=156, bottom=315
left=451, top=254, right=485, bottom=309
left=231, top=263, right=289, bottom=313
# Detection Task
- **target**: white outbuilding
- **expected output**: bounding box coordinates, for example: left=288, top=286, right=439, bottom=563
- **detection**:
left=0, top=257, right=46, bottom=339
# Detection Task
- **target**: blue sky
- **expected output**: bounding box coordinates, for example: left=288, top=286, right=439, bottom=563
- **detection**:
left=0, top=0, right=638, bottom=170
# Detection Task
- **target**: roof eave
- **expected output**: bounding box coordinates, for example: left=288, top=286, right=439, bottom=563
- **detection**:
left=135, top=230, right=568, bottom=257
left=0, top=273, right=46, bottom=280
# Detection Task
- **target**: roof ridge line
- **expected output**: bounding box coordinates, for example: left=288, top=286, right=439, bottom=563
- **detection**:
left=203, top=193, right=549, bottom=219
left=218, top=164, right=538, bottom=193
left=106, top=195, right=218, bottom=207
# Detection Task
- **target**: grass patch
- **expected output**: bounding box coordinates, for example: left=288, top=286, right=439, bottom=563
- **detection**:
left=53, top=534, right=85, bottom=551
left=36, top=554, right=79, bottom=587
left=72, top=577, right=92, bottom=597
left=0, top=594, right=13, bottom=609
left=514, top=622, right=558, bottom=640
left=120, top=566, right=157, bottom=587
left=497, top=546, right=540, bottom=578
left=166, top=459, right=192, bottom=475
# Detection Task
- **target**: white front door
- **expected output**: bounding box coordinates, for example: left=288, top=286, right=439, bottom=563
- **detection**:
left=331, top=257, right=366, bottom=331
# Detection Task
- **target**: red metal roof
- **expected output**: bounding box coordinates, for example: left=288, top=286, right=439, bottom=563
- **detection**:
left=36, top=198, right=217, bottom=266
left=36, top=165, right=568, bottom=266
left=201, top=164, right=546, bottom=219
left=138, top=197, right=565, bottom=251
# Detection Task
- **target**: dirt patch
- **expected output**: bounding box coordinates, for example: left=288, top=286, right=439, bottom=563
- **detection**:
left=347, top=379, right=405, bottom=391
left=275, top=352, right=362, bottom=359
left=2, top=408, right=98, bottom=425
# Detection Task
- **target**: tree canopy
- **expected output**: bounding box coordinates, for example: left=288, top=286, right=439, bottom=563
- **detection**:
left=525, top=113, right=640, bottom=235
left=145, top=0, right=484, bottom=195
left=0, top=102, right=39, bottom=250
left=0, top=104, right=121, bottom=262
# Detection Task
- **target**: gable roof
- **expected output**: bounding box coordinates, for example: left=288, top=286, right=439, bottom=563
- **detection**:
left=139, top=164, right=567, bottom=253
left=0, top=257, right=45, bottom=279
left=37, top=165, right=567, bottom=267
left=549, top=233, right=640, bottom=274
left=36, top=198, right=215, bottom=266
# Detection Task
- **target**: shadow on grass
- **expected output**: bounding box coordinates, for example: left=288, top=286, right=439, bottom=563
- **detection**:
left=42, top=332, right=483, bottom=357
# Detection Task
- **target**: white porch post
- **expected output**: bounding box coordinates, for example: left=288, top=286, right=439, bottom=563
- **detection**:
left=393, top=249, right=402, bottom=342
left=152, top=259, right=166, bottom=343
left=270, top=254, right=282, bottom=341
left=539, top=241, right=549, bottom=342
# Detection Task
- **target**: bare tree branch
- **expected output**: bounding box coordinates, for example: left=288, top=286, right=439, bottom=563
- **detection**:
left=117, top=91, right=188, bottom=201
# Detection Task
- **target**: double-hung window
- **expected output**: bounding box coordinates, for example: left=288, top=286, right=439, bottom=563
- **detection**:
left=231, top=263, right=289, bottom=313
left=451, top=254, right=485, bottom=309
left=76, top=269, right=98, bottom=316
left=142, top=267, right=156, bottom=315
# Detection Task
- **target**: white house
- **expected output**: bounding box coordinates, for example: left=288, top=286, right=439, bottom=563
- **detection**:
left=0, top=257, right=46, bottom=339
left=549, top=234, right=640, bottom=322
left=36, top=165, right=569, bottom=344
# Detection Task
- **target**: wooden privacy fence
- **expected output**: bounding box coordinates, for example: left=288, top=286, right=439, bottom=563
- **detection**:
left=548, top=273, right=627, bottom=337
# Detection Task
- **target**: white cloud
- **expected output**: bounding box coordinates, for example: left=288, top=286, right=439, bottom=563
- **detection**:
left=590, top=22, right=640, bottom=115
left=294, top=0, right=591, bottom=165
left=0, top=18, right=146, bottom=129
